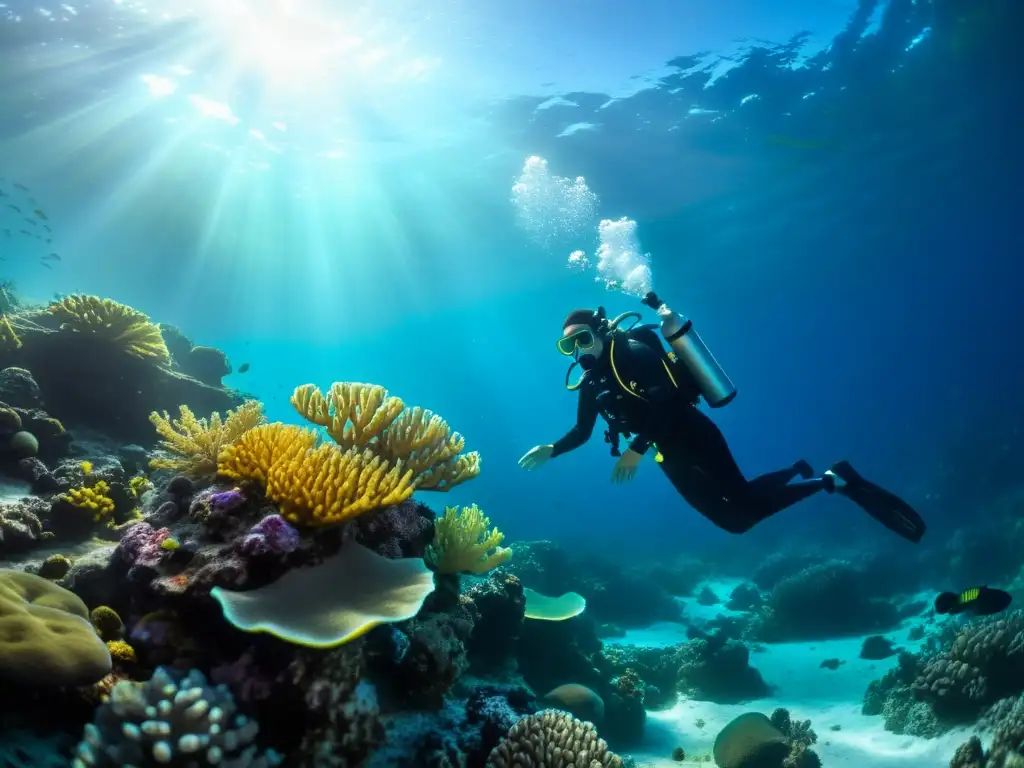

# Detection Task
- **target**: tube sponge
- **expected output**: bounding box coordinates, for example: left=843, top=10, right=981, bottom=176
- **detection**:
left=424, top=503, right=511, bottom=574
left=290, top=382, right=481, bottom=491
left=217, top=422, right=415, bottom=526
left=49, top=294, right=170, bottom=365
left=73, top=666, right=281, bottom=767
left=210, top=542, right=435, bottom=647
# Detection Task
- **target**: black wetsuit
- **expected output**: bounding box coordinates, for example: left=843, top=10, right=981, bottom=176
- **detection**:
left=551, top=327, right=830, bottom=534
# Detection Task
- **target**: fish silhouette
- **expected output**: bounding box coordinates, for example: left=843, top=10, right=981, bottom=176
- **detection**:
left=6, top=205, right=19, bottom=213
left=13, top=183, right=28, bottom=192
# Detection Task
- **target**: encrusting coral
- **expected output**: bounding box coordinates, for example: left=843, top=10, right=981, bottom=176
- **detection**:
left=425, top=503, right=512, bottom=574
left=217, top=422, right=416, bottom=527
left=290, top=382, right=481, bottom=491
left=150, top=400, right=266, bottom=476
left=48, top=294, right=171, bottom=365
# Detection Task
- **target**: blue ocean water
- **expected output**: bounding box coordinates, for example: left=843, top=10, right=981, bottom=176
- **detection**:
left=0, top=0, right=1021, bottom=765
left=3, top=0, right=1018, bottom=558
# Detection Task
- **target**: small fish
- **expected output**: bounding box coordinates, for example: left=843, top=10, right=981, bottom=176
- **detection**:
left=45, top=238, right=52, bottom=244
left=43, top=252, right=61, bottom=261
left=13, top=183, right=28, bottom=192
left=2, top=229, right=9, bottom=237
left=19, top=230, right=31, bottom=236
left=935, top=586, right=1012, bottom=616
left=43, top=224, right=51, bottom=232
left=25, top=219, right=36, bottom=226
left=237, top=362, right=250, bottom=373
left=6, top=205, right=19, bottom=213
left=39, top=261, right=52, bottom=269
left=33, top=209, right=47, bottom=221
left=0, top=190, right=7, bottom=197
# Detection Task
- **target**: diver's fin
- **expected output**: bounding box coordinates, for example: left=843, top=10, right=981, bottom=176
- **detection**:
left=826, top=460, right=926, bottom=543
left=792, top=459, right=814, bottom=479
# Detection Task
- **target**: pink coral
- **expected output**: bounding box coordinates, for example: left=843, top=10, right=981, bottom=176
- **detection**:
left=117, top=522, right=171, bottom=570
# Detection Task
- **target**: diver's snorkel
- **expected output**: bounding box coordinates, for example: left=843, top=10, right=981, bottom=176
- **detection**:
left=641, top=291, right=737, bottom=408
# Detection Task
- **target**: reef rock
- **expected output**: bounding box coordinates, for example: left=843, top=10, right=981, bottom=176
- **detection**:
left=6, top=311, right=246, bottom=445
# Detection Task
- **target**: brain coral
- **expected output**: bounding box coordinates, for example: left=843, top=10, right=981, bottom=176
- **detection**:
left=0, top=569, right=111, bottom=685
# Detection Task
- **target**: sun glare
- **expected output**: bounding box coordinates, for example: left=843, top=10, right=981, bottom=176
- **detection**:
left=199, top=0, right=375, bottom=92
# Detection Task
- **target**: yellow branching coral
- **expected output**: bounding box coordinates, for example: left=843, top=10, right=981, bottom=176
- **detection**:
left=290, top=382, right=481, bottom=492
left=150, top=400, right=265, bottom=476
left=49, top=294, right=170, bottom=364
left=0, top=314, right=22, bottom=351
left=129, top=475, right=152, bottom=497
left=61, top=480, right=115, bottom=520
left=218, top=423, right=416, bottom=527
left=425, top=503, right=511, bottom=574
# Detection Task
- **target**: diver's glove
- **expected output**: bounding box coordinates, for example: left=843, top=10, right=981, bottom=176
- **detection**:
left=519, top=444, right=554, bottom=470
left=611, top=448, right=644, bottom=484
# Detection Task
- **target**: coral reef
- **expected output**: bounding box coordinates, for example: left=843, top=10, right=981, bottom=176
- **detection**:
left=675, top=634, right=771, bottom=703
left=507, top=540, right=683, bottom=627
left=2, top=302, right=243, bottom=444
left=603, top=630, right=770, bottom=707
left=0, top=284, right=706, bottom=765
left=749, top=559, right=900, bottom=642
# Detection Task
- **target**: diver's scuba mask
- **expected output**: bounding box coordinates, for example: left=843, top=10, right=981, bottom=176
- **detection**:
left=556, top=327, right=597, bottom=356
left=561, top=306, right=642, bottom=390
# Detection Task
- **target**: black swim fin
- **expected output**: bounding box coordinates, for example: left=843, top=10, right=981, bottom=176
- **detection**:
left=826, top=460, right=926, bottom=543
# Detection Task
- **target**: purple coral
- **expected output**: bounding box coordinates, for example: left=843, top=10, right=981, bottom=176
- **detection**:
left=210, top=488, right=245, bottom=511
left=117, top=522, right=171, bottom=570
left=210, top=651, right=276, bottom=703
left=238, top=514, right=301, bottom=557
left=189, top=487, right=249, bottom=527
left=355, top=500, right=435, bottom=558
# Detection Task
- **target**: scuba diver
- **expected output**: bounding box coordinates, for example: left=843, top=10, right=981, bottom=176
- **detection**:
left=518, top=291, right=926, bottom=543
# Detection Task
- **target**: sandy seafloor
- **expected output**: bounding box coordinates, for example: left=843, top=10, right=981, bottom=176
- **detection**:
left=606, top=579, right=978, bottom=767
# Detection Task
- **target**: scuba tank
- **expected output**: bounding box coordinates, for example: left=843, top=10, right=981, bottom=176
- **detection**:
left=641, top=291, right=737, bottom=408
